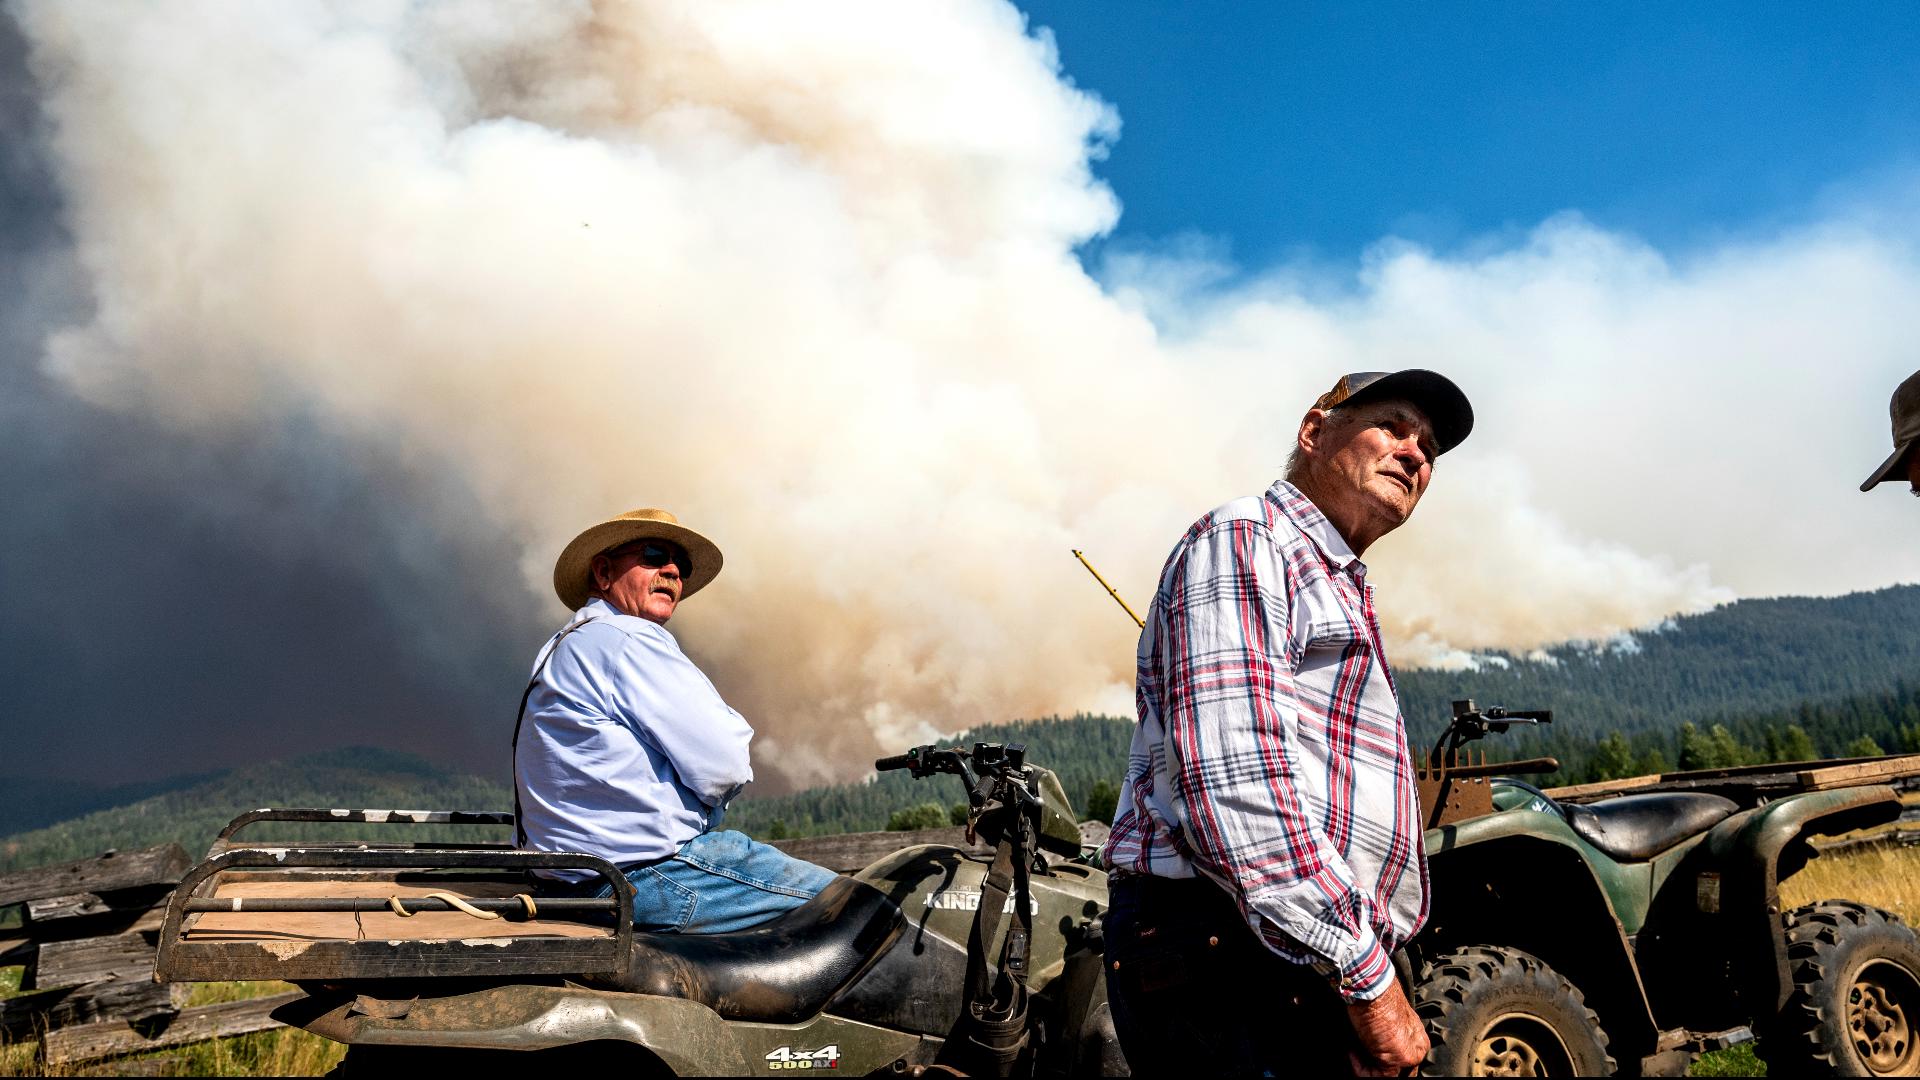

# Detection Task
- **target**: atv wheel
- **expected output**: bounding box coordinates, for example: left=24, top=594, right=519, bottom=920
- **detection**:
left=1762, top=900, right=1920, bottom=1077
left=1414, top=945, right=1616, bottom=1077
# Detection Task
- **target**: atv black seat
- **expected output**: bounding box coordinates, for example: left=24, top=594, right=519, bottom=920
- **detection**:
left=584, top=875, right=903, bottom=1024
left=1563, top=792, right=1738, bottom=862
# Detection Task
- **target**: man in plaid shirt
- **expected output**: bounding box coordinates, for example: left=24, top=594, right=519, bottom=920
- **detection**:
left=1102, top=369, right=1473, bottom=1075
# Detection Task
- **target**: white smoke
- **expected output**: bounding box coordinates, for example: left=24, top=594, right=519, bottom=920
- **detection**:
left=17, top=1, right=1920, bottom=786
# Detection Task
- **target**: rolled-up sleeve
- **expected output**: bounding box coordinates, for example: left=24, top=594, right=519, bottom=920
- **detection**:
left=602, top=622, right=755, bottom=807
left=1162, top=519, right=1393, bottom=1001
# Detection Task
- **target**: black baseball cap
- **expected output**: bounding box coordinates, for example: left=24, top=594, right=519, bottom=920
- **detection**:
left=1312, top=369, right=1474, bottom=455
left=1861, top=369, right=1920, bottom=491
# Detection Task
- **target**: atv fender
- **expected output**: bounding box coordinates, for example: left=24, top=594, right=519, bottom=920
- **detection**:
left=1423, top=820, right=1660, bottom=1065
left=291, top=985, right=751, bottom=1074
left=1699, top=784, right=1902, bottom=1014
left=288, top=982, right=940, bottom=1074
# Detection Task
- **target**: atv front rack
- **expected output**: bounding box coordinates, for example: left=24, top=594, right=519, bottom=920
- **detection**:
left=1546, top=754, right=1920, bottom=806
left=156, top=808, right=633, bottom=983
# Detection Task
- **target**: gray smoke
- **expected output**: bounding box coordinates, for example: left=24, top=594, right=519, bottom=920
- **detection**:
left=7, top=2, right=1920, bottom=796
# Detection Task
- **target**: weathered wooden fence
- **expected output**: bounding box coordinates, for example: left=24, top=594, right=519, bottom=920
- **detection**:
left=0, top=844, right=293, bottom=1069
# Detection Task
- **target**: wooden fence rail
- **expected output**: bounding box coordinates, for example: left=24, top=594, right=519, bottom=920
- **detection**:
left=0, top=844, right=298, bottom=1068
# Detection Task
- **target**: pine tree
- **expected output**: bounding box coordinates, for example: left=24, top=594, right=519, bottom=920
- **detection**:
left=1772, top=725, right=1817, bottom=763
left=886, top=803, right=950, bottom=831
left=1844, top=735, right=1887, bottom=758
left=1591, top=733, right=1635, bottom=780
left=1085, top=779, right=1121, bottom=824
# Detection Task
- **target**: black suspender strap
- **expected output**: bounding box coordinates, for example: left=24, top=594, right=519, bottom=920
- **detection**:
left=510, top=615, right=599, bottom=848
left=954, top=799, right=1037, bottom=1075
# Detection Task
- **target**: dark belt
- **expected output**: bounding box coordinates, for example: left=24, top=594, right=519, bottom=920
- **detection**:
left=1110, top=871, right=1246, bottom=923
left=1109, top=872, right=1414, bottom=996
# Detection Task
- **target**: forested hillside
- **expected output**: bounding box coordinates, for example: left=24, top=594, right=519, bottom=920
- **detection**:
left=0, top=769, right=224, bottom=837
left=724, top=715, right=1132, bottom=839
left=11, top=585, right=1920, bottom=867
left=1396, top=585, right=1920, bottom=742
left=734, top=678, right=1920, bottom=838
left=0, top=747, right=512, bottom=872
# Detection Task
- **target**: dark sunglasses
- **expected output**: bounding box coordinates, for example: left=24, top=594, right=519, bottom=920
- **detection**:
left=612, top=541, right=691, bottom=576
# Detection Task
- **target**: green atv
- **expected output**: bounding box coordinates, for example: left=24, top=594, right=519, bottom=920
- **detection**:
left=1409, top=699, right=1920, bottom=1077
left=153, top=742, right=1125, bottom=1076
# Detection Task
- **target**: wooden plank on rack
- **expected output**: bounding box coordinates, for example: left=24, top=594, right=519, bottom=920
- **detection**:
left=43, top=991, right=303, bottom=1066
left=1543, top=774, right=1666, bottom=802
left=1796, top=756, right=1920, bottom=790
left=1546, top=755, right=1920, bottom=804
left=0, top=845, right=190, bottom=906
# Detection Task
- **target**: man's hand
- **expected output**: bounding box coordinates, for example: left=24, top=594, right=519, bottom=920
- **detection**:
left=1345, top=981, right=1428, bottom=1075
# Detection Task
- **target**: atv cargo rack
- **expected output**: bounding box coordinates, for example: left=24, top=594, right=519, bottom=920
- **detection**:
left=1544, top=753, right=1920, bottom=806
left=154, top=808, right=632, bottom=983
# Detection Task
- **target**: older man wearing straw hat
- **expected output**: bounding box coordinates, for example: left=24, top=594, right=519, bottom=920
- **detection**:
left=513, top=508, right=835, bottom=931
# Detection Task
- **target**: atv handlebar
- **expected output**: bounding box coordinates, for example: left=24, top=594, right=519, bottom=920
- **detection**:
left=1431, top=700, right=1558, bottom=771
left=874, top=752, right=917, bottom=772
left=1483, top=707, right=1554, bottom=724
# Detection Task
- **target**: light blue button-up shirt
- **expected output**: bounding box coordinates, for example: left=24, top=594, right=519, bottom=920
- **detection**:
left=515, top=599, right=755, bottom=880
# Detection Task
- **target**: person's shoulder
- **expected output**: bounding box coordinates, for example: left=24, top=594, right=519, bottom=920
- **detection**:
left=1184, top=493, right=1286, bottom=542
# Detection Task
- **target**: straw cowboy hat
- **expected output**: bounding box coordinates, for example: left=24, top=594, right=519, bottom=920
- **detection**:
left=552, top=508, right=724, bottom=610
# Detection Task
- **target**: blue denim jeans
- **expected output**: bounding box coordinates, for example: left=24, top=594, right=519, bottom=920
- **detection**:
left=594, top=830, right=837, bottom=933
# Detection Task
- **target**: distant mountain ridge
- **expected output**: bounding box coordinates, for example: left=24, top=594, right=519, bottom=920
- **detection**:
left=12, top=584, right=1920, bottom=871
left=0, top=747, right=512, bottom=873
left=1395, top=584, right=1920, bottom=744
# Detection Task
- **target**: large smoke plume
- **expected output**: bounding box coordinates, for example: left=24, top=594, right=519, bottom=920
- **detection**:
left=9, top=2, right=1920, bottom=789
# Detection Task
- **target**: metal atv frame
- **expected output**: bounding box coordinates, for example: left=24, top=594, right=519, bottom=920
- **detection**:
left=156, top=808, right=635, bottom=983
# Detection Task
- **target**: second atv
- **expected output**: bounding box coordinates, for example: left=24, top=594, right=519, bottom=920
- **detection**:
left=1407, top=699, right=1920, bottom=1076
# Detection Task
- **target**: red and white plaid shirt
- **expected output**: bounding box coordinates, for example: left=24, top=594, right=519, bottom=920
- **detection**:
left=1102, top=480, right=1429, bottom=1002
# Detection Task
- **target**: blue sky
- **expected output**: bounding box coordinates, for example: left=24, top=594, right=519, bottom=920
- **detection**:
left=1017, top=2, right=1920, bottom=267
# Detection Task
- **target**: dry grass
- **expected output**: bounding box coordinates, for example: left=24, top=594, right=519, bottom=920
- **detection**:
left=0, top=978, right=343, bottom=1078
left=1783, top=840, right=1920, bottom=918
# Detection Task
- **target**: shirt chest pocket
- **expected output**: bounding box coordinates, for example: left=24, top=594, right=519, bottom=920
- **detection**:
left=1296, top=616, right=1371, bottom=673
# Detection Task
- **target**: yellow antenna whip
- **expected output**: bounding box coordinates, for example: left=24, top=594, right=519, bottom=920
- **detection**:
left=1072, top=549, right=1145, bottom=629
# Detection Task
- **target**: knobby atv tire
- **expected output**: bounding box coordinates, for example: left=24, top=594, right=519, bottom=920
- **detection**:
left=1761, top=899, right=1920, bottom=1077
left=1414, top=945, right=1616, bottom=1077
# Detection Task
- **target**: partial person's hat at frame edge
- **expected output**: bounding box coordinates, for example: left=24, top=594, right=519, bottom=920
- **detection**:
left=1860, top=369, right=1920, bottom=491
left=552, top=507, right=724, bottom=610
left=1313, top=369, right=1475, bottom=455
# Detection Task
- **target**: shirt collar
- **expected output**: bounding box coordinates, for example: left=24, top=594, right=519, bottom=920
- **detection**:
left=580, top=597, right=627, bottom=622
left=1266, top=480, right=1366, bottom=576
left=578, top=596, right=677, bottom=633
